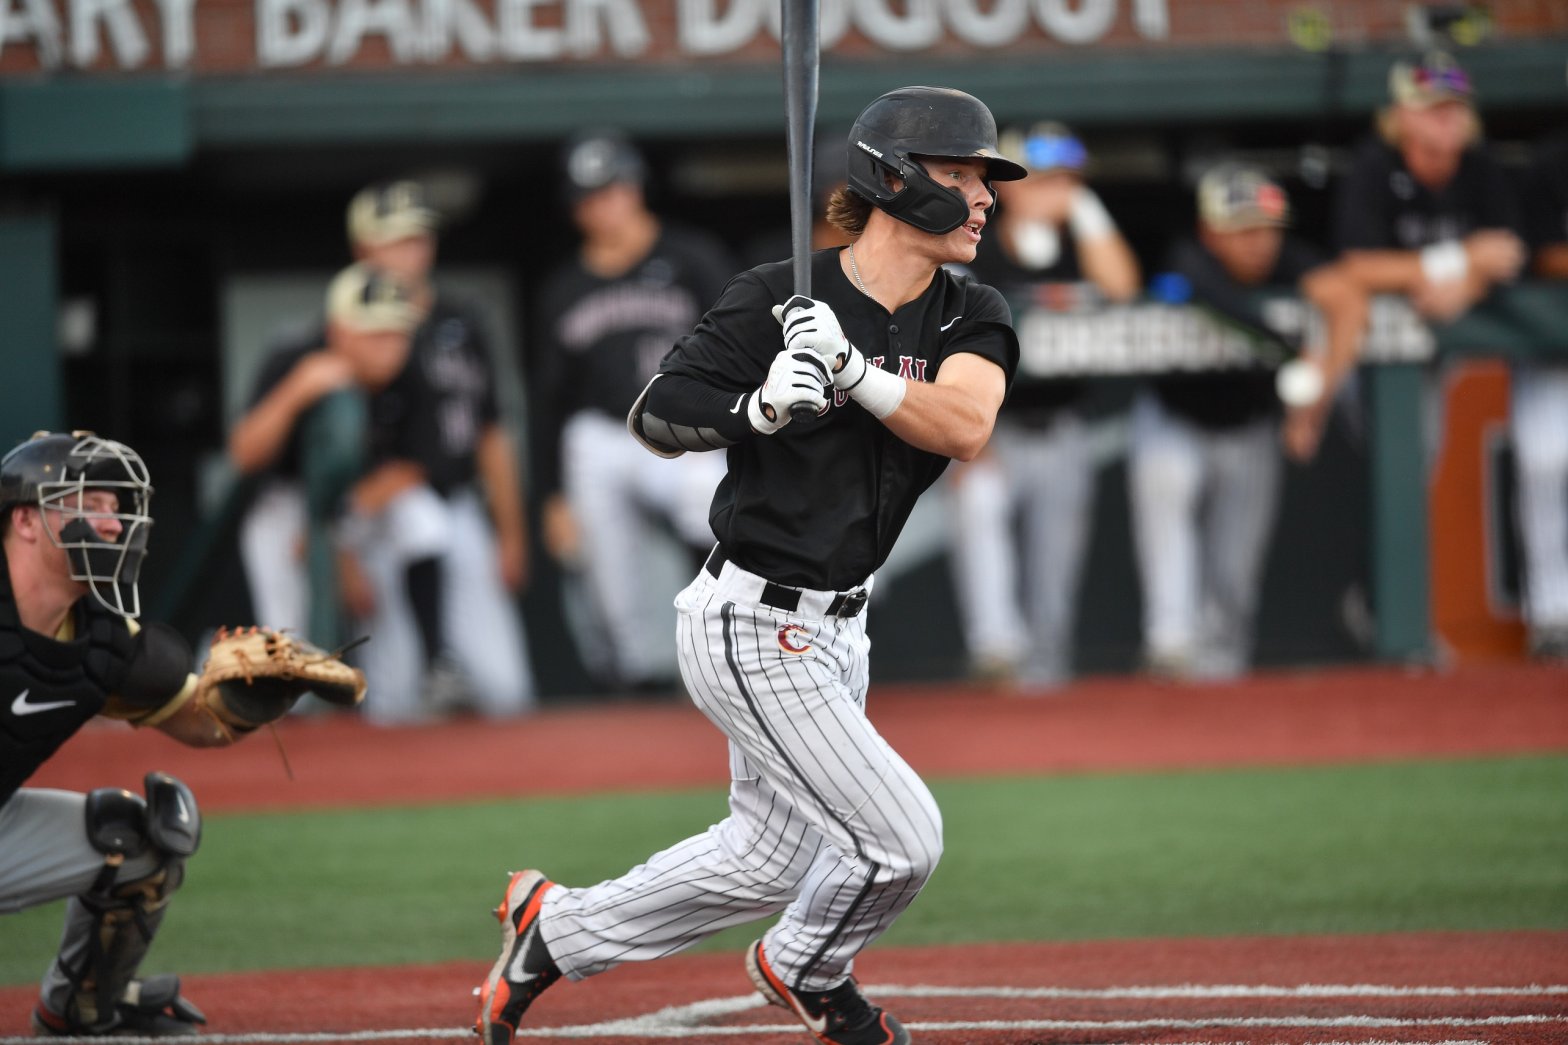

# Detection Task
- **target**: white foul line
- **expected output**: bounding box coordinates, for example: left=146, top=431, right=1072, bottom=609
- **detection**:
left=3, top=982, right=1563, bottom=1044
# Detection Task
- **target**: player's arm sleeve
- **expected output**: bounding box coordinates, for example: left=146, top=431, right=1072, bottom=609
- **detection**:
left=629, top=271, right=777, bottom=455
left=526, top=286, right=571, bottom=497
left=466, top=307, right=505, bottom=427
left=100, top=620, right=201, bottom=727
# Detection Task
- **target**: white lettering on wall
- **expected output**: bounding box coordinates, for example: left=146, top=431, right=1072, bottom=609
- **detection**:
left=1, top=0, right=1172, bottom=71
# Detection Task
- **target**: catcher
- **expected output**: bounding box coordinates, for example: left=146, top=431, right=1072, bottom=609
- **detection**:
left=0, top=431, right=365, bottom=1037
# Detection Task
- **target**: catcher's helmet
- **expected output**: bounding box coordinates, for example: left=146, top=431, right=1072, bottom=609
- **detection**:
left=0, top=431, right=154, bottom=618
left=847, top=86, right=1027, bottom=235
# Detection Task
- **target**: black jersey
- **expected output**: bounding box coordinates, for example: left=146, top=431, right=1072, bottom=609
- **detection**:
left=964, top=222, right=1088, bottom=425
left=1152, top=236, right=1325, bottom=430
left=1334, top=136, right=1519, bottom=251
left=0, top=544, right=136, bottom=803
left=533, top=225, right=736, bottom=495
left=370, top=295, right=502, bottom=495
left=1524, top=130, right=1568, bottom=252
left=656, top=248, right=1018, bottom=591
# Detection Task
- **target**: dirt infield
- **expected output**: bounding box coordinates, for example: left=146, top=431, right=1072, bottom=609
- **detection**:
left=2, top=930, right=1564, bottom=1042
left=26, top=661, right=1568, bottom=811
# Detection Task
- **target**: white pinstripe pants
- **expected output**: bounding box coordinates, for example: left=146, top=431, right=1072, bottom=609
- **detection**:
left=1512, top=365, right=1568, bottom=630
left=539, top=562, right=943, bottom=992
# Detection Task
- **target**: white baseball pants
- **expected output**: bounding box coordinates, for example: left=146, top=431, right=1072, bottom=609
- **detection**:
left=948, top=414, right=1096, bottom=684
left=1128, top=393, right=1282, bottom=678
left=539, top=558, right=942, bottom=992
left=1512, top=364, right=1568, bottom=632
left=561, top=411, right=725, bottom=687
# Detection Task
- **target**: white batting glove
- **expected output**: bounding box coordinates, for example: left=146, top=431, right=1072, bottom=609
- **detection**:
left=772, top=296, right=866, bottom=389
left=771, top=295, right=905, bottom=420
left=747, top=348, right=830, bottom=434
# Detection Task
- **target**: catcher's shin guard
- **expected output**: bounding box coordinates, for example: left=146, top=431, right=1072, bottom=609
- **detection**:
left=43, top=775, right=201, bottom=1034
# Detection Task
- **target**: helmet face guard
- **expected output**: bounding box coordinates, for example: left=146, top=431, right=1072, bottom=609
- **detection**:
left=6, top=433, right=154, bottom=618
left=847, top=86, right=1027, bottom=235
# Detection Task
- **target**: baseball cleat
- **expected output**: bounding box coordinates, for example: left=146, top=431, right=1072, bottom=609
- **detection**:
left=474, top=870, right=561, bottom=1045
left=745, top=939, right=910, bottom=1045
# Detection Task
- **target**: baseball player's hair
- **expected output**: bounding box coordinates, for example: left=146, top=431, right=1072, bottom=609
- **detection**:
left=826, top=186, right=873, bottom=236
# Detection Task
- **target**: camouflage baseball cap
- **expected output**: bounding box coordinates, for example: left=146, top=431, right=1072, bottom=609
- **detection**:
left=346, top=180, right=440, bottom=247
left=326, top=263, right=421, bottom=333
left=1197, top=163, right=1290, bottom=232
left=1389, top=51, right=1474, bottom=108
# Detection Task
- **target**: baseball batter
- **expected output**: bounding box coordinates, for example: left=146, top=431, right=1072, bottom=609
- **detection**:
left=0, top=432, right=362, bottom=1037
left=474, top=86, right=1022, bottom=1045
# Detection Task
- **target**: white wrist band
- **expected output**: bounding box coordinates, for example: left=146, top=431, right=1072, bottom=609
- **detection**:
left=1420, top=241, right=1468, bottom=284
left=1068, top=187, right=1115, bottom=242
left=847, top=363, right=905, bottom=420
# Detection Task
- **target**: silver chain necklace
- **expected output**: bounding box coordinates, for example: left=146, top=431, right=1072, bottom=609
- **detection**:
left=847, top=242, right=869, bottom=296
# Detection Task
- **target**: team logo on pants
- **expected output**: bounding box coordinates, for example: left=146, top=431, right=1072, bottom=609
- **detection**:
left=777, top=623, right=812, bottom=654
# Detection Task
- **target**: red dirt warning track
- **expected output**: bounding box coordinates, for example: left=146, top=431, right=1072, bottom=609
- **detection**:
left=25, top=661, right=1568, bottom=811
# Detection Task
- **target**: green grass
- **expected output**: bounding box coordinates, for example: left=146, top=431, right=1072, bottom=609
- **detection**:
left=3, top=755, right=1565, bottom=985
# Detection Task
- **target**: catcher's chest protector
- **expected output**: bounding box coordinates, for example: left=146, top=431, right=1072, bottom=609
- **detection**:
left=0, top=544, right=134, bottom=802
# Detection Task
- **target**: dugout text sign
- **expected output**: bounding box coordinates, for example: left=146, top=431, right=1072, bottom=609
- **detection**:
left=1, top=0, right=1561, bottom=77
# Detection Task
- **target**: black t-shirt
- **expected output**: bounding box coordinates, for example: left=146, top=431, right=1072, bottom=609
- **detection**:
left=1334, top=136, right=1519, bottom=251
left=1152, top=236, right=1325, bottom=430
left=1524, top=129, right=1568, bottom=252
left=964, top=224, right=1088, bottom=424
left=532, top=224, right=736, bottom=494
left=657, top=248, right=1019, bottom=590
left=370, top=295, right=502, bottom=495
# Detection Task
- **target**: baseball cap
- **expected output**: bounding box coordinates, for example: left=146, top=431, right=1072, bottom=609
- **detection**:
left=326, top=263, right=421, bottom=333
left=346, top=180, right=440, bottom=248
left=562, top=131, right=646, bottom=200
left=999, top=122, right=1088, bottom=175
left=1197, top=163, right=1291, bottom=232
left=1389, top=51, right=1474, bottom=108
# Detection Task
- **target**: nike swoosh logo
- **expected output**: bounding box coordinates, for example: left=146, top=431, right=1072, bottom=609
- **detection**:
left=174, top=792, right=191, bottom=824
left=940, top=316, right=962, bottom=331
left=729, top=394, right=745, bottom=414
left=11, top=689, right=77, bottom=716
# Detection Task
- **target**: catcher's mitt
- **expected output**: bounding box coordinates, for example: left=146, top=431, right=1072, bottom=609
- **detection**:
left=195, top=626, right=366, bottom=740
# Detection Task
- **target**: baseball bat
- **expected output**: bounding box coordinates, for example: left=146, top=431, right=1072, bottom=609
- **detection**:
left=782, top=0, right=820, bottom=424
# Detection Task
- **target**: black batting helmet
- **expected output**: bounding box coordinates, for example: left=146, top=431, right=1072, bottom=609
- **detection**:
left=0, top=431, right=154, bottom=619
left=846, top=86, right=1027, bottom=235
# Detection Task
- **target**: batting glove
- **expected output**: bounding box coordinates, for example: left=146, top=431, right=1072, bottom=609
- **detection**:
left=773, top=296, right=862, bottom=388
left=771, top=295, right=905, bottom=420
left=748, top=348, right=830, bottom=434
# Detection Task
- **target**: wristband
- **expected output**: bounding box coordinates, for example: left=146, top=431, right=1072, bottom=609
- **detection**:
left=846, top=362, right=906, bottom=420
left=1068, top=187, right=1115, bottom=242
left=1420, top=241, right=1468, bottom=284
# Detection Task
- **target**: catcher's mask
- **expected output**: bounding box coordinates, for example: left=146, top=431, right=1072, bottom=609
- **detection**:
left=0, top=431, right=154, bottom=619
left=846, top=86, right=1027, bottom=235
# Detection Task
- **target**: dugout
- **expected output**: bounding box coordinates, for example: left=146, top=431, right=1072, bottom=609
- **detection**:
left=1, top=2, right=1565, bottom=694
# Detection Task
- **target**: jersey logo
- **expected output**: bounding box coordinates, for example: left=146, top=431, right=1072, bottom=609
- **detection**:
left=777, top=624, right=812, bottom=655
left=730, top=394, right=745, bottom=414
left=10, top=689, right=77, bottom=716
left=940, top=315, right=962, bottom=331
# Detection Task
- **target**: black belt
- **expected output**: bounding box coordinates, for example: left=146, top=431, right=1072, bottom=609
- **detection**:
left=704, top=547, right=868, bottom=619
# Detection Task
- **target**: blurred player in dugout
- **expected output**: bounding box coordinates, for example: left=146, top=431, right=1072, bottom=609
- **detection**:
left=530, top=131, right=736, bottom=695
left=229, top=184, right=535, bottom=720
left=1517, top=116, right=1568, bottom=660
left=1333, top=52, right=1548, bottom=654
left=947, top=122, right=1139, bottom=688
left=1129, top=164, right=1366, bottom=681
